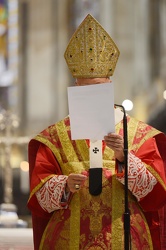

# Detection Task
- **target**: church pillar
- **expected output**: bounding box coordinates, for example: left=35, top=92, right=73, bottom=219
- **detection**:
left=19, top=0, right=69, bottom=134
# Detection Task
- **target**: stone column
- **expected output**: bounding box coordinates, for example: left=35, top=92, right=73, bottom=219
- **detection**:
left=133, top=0, right=150, bottom=92
left=51, top=0, right=71, bottom=122
left=21, top=0, right=70, bottom=134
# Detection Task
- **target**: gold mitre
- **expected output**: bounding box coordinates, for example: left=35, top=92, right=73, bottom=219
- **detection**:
left=64, top=14, right=120, bottom=78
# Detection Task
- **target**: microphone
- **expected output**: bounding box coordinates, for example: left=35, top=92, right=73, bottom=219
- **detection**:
left=114, top=104, right=131, bottom=250
left=114, top=104, right=128, bottom=153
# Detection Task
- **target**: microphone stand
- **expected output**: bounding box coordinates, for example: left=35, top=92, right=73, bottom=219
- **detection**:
left=115, top=104, right=130, bottom=250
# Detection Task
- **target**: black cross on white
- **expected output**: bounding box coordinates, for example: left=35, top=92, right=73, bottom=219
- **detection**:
left=93, top=147, right=99, bottom=154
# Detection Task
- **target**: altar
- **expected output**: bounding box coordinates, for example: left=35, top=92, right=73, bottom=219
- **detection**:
left=0, top=228, right=33, bottom=250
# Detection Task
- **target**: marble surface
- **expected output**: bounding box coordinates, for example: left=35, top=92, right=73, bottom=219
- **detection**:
left=0, top=228, right=33, bottom=250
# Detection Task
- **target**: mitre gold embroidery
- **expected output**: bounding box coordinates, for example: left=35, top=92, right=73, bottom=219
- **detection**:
left=64, top=14, right=120, bottom=78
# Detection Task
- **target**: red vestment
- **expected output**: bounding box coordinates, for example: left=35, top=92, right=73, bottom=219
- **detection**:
left=28, top=116, right=166, bottom=250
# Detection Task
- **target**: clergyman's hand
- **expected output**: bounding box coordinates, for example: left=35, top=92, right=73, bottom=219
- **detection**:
left=66, top=173, right=87, bottom=193
left=104, top=133, right=124, bottom=162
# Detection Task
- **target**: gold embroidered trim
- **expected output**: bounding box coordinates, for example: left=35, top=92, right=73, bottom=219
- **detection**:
left=111, top=121, right=124, bottom=249
left=70, top=193, right=80, bottom=250
left=56, top=120, right=79, bottom=163
left=146, top=165, right=166, bottom=191
left=127, top=117, right=160, bottom=151
left=112, top=175, right=124, bottom=249
left=35, top=134, right=63, bottom=166
left=75, top=140, right=89, bottom=161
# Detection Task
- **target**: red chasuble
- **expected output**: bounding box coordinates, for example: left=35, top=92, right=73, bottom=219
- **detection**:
left=27, top=116, right=166, bottom=250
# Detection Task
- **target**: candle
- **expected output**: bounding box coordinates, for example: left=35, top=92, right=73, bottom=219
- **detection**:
left=20, top=161, right=29, bottom=193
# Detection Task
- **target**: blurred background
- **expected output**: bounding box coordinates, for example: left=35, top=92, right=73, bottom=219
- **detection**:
left=0, top=0, right=166, bottom=226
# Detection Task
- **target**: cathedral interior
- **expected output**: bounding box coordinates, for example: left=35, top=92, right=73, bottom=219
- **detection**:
left=0, top=0, right=166, bottom=232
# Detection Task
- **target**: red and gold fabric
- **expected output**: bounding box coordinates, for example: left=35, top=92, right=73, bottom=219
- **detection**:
left=27, top=116, right=166, bottom=250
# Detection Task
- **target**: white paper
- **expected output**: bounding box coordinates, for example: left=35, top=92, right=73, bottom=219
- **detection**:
left=67, top=82, right=115, bottom=140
